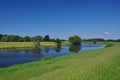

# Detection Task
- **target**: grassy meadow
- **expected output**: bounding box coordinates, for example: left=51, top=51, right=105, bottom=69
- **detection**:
left=0, top=41, right=70, bottom=49
left=0, top=42, right=120, bottom=80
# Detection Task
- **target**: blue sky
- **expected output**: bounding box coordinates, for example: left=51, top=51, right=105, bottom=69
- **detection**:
left=0, top=0, right=120, bottom=39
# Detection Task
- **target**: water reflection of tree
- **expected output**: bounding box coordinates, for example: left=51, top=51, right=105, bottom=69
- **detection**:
left=32, top=48, right=42, bottom=55
left=11, top=49, right=20, bottom=53
left=4, top=49, right=20, bottom=58
left=55, top=46, right=61, bottom=53
left=69, top=45, right=81, bottom=53
left=24, top=49, right=30, bottom=53
left=44, top=48, right=49, bottom=53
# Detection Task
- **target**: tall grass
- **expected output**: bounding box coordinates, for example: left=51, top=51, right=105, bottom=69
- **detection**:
left=0, top=42, right=120, bottom=80
left=0, top=41, right=70, bottom=49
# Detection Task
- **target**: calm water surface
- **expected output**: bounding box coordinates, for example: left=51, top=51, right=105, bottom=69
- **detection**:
left=0, top=43, right=105, bottom=68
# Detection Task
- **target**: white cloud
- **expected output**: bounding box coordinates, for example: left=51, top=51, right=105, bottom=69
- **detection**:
left=104, top=32, right=111, bottom=35
left=104, top=32, right=119, bottom=36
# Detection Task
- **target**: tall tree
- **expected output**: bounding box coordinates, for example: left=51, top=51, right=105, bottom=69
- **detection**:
left=31, top=35, right=43, bottom=42
left=69, top=35, right=82, bottom=45
left=24, top=36, right=31, bottom=42
left=19, top=37, right=24, bottom=42
left=44, top=35, right=50, bottom=41
left=0, top=34, right=3, bottom=41
left=1, top=36, right=10, bottom=42
left=33, top=40, right=40, bottom=49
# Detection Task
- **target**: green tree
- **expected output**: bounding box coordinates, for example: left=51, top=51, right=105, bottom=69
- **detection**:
left=18, top=37, right=24, bottom=42
left=24, top=36, right=31, bottom=42
left=8, top=35, right=20, bottom=42
left=0, top=34, right=3, bottom=41
left=44, top=35, right=50, bottom=41
left=31, top=35, right=43, bottom=42
left=54, top=38, right=62, bottom=47
left=14, top=35, right=21, bottom=42
left=36, top=36, right=43, bottom=42
left=33, top=40, right=40, bottom=48
left=1, top=36, right=10, bottom=42
left=69, top=35, right=82, bottom=45
left=8, top=35, right=14, bottom=42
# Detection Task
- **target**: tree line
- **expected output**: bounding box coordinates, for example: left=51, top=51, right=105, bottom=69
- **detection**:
left=0, top=34, right=58, bottom=42
left=0, top=34, right=119, bottom=42
left=83, top=38, right=120, bottom=42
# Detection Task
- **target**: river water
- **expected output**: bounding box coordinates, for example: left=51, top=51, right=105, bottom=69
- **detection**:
left=0, top=43, right=105, bottom=68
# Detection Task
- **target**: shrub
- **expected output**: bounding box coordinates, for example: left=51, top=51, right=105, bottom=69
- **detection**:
left=69, top=35, right=82, bottom=45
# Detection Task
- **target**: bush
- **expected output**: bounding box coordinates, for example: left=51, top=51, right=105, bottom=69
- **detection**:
left=69, top=35, right=82, bottom=45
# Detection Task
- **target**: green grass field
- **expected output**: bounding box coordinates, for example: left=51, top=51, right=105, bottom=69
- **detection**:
left=0, top=42, right=120, bottom=80
left=0, top=41, right=70, bottom=49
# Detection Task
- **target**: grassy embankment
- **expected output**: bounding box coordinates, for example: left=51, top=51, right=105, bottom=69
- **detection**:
left=0, top=41, right=70, bottom=49
left=0, top=42, right=120, bottom=80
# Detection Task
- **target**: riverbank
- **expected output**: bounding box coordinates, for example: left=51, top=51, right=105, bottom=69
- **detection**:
left=0, top=42, right=120, bottom=80
left=0, top=41, right=70, bottom=49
